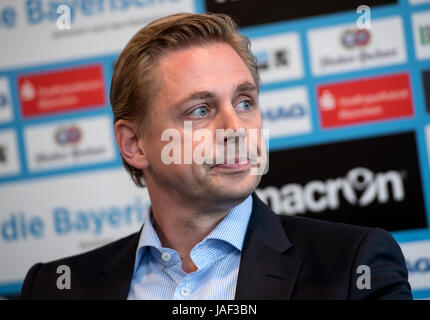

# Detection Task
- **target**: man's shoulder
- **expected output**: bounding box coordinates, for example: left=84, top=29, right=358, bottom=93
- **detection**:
left=21, top=231, right=140, bottom=299
left=43, top=231, right=140, bottom=268
left=279, top=214, right=373, bottom=238
left=275, top=215, right=410, bottom=299
left=253, top=193, right=396, bottom=255
left=276, top=213, right=398, bottom=256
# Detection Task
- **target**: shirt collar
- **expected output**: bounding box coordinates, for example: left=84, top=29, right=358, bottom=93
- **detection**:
left=204, top=194, right=253, bottom=251
left=133, top=195, right=253, bottom=273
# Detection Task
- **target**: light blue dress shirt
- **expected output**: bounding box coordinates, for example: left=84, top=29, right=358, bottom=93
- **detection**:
left=127, top=195, right=253, bottom=300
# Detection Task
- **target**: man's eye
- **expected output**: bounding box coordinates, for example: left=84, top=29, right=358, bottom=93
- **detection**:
left=238, top=100, right=252, bottom=111
left=189, top=106, right=209, bottom=117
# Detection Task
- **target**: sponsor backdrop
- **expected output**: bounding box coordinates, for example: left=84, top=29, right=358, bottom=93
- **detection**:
left=1, top=0, right=430, bottom=299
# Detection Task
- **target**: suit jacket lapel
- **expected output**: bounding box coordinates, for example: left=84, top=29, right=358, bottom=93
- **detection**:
left=235, top=193, right=302, bottom=300
left=84, top=231, right=141, bottom=299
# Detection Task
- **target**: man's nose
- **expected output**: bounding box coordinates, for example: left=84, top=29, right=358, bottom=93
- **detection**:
left=215, top=104, right=246, bottom=142
left=216, top=103, right=245, bottom=131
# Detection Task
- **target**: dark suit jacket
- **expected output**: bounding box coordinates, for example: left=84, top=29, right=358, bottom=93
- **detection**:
left=21, top=193, right=412, bottom=299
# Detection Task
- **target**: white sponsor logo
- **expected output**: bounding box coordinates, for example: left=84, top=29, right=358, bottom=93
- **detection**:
left=0, top=0, right=195, bottom=70
left=20, top=80, right=36, bottom=102
left=412, top=10, right=430, bottom=61
left=259, top=86, right=312, bottom=138
left=319, top=90, right=337, bottom=111
left=0, top=129, right=20, bottom=177
left=251, top=32, right=304, bottom=84
left=307, top=16, right=407, bottom=76
left=24, top=115, right=115, bottom=172
left=0, top=77, right=13, bottom=124
left=400, top=240, right=430, bottom=290
left=256, top=167, right=406, bottom=215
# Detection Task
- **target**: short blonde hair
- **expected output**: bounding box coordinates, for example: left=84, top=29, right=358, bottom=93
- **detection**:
left=110, top=13, right=260, bottom=187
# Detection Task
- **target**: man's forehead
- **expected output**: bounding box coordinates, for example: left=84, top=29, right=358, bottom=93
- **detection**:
left=153, top=43, right=256, bottom=106
left=157, top=43, right=253, bottom=81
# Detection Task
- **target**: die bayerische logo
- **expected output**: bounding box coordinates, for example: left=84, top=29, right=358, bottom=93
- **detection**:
left=54, top=126, right=82, bottom=146
left=340, top=29, right=371, bottom=49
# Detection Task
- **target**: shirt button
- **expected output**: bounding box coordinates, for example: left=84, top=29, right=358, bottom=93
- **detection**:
left=180, top=287, right=190, bottom=297
left=161, top=252, right=171, bottom=262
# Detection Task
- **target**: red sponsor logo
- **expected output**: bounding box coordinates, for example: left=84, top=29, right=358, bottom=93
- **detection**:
left=18, top=64, right=106, bottom=118
left=317, top=73, right=414, bottom=128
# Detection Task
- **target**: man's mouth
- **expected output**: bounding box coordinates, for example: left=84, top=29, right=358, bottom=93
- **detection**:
left=211, top=158, right=251, bottom=170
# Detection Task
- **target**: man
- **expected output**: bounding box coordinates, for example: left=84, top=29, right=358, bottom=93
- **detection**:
left=21, top=13, right=412, bottom=300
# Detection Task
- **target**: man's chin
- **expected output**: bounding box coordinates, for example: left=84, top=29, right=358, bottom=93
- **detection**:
left=205, top=174, right=261, bottom=205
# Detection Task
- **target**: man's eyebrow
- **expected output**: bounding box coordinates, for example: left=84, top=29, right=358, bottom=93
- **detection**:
left=173, top=92, right=215, bottom=109
left=173, top=81, right=258, bottom=110
left=235, top=81, right=258, bottom=94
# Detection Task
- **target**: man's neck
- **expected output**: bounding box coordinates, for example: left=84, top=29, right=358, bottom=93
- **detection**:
left=147, top=190, right=235, bottom=273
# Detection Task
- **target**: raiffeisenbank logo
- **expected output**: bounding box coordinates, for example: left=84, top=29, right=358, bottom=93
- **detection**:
left=308, top=16, right=407, bottom=76
left=256, top=167, right=405, bottom=214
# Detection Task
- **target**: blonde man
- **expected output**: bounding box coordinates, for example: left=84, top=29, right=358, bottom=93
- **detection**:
left=22, top=13, right=411, bottom=300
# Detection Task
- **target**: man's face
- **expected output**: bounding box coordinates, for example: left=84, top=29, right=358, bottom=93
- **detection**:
left=141, top=42, right=264, bottom=209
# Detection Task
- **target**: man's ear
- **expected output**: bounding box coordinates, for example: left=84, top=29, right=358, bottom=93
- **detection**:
left=114, top=119, right=149, bottom=170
